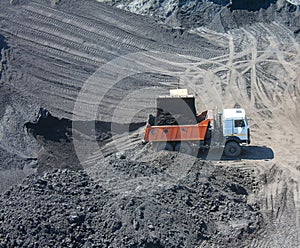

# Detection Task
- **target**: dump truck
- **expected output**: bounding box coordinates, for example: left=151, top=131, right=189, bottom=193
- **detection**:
left=143, top=89, right=250, bottom=157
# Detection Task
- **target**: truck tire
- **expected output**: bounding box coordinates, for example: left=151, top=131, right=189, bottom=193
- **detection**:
left=224, top=141, right=241, bottom=157
left=155, top=142, right=174, bottom=152
left=175, top=142, right=193, bottom=155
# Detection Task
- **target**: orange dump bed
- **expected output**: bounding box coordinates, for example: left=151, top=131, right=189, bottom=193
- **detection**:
left=144, top=119, right=211, bottom=142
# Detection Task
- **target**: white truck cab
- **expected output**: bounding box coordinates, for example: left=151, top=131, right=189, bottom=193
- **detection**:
left=223, top=108, right=250, bottom=144
left=220, top=108, right=250, bottom=157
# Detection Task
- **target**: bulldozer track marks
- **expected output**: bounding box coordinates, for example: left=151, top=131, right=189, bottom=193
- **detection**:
left=24, top=3, right=176, bottom=55
left=2, top=27, right=103, bottom=66
left=21, top=8, right=140, bottom=54
left=1, top=2, right=300, bottom=245
left=7, top=22, right=112, bottom=62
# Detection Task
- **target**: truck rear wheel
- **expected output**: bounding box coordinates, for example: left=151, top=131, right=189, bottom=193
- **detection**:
left=175, top=142, right=193, bottom=155
left=224, top=141, right=241, bottom=157
left=155, top=142, right=174, bottom=152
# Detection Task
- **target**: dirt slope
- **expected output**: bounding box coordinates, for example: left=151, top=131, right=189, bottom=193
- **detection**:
left=0, top=0, right=227, bottom=189
left=0, top=0, right=299, bottom=247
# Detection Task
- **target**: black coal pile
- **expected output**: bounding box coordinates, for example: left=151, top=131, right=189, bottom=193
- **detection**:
left=155, top=112, right=198, bottom=126
left=154, top=97, right=198, bottom=125
left=155, top=111, right=179, bottom=125
left=0, top=155, right=262, bottom=247
left=0, top=169, right=114, bottom=248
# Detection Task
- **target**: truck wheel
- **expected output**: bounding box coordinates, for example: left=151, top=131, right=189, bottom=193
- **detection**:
left=175, top=142, right=193, bottom=155
left=224, top=141, right=241, bottom=157
left=155, top=142, right=174, bottom=152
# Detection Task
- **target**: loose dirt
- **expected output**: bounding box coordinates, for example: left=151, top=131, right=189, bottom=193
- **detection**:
left=0, top=0, right=299, bottom=247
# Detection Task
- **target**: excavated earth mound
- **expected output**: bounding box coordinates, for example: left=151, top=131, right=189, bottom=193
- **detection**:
left=0, top=154, right=262, bottom=247
left=0, top=0, right=299, bottom=247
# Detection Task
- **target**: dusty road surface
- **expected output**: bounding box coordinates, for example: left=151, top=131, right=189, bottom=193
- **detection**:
left=0, top=0, right=299, bottom=247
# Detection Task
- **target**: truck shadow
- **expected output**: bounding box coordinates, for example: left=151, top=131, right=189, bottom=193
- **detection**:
left=237, top=146, right=274, bottom=160
left=198, top=145, right=274, bottom=161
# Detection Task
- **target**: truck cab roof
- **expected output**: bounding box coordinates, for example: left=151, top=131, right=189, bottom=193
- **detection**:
left=223, top=108, right=246, bottom=120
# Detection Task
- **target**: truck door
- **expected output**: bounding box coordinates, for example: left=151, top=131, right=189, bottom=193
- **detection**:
left=233, top=119, right=247, bottom=138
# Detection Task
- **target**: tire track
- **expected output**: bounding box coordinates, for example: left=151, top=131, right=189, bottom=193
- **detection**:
left=21, top=8, right=141, bottom=54
left=189, top=25, right=300, bottom=247
left=25, top=2, right=228, bottom=60
left=25, top=3, right=168, bottom=54
left=5, top=19, right=115, bottom=61
left=1, top=27, right=103, bottom=67
left=13, top=38, right=99, bottom=70
left=13, top=55, right=84, bottom=91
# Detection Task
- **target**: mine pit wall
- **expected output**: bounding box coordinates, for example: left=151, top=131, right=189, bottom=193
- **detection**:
left=0, top=35, right=40, bottom=192
left=0, top=101, right=40, bottom=193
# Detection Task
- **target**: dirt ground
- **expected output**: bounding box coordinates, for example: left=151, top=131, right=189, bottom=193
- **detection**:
left=0, top=0, right=299, bottom=247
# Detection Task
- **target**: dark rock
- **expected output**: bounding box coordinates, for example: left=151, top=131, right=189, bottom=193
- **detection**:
left=112, top=221, right=122, bottom=232
left=67, top=213, right=85, bottom=225
left=229, top=183, right=248, bottom=195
